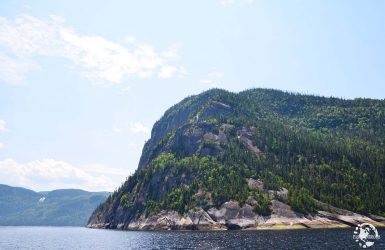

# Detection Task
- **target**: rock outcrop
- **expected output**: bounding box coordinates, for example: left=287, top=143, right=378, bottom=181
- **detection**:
left=88, top=199, right=385, bottom=230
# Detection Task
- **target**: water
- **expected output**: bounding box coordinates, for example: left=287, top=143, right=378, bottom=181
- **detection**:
left=0, top=227, right=384, bottom=249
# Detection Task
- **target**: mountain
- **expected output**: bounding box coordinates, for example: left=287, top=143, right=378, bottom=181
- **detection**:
left=88, top=88, right=385, bottom=230
left=0, top=184, right=109, bottom=226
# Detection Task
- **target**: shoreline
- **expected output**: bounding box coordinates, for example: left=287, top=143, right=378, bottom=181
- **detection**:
left=87, top=200, right=385, bottom=231
left=87, top=222, right=385, bottom=231
left=88, top=220, right=385, bottom=232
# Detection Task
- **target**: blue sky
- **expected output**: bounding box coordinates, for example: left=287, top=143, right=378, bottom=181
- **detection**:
left=0, top=0, right=384, bottom=191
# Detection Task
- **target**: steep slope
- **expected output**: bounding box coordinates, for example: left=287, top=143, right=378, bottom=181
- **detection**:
left=0, top=184, right=109, bottom=226
left=88, top=88, right=385, bottom=230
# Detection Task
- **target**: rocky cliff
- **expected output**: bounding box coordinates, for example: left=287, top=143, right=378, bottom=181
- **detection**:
left=88, top=88, right=385, bottom=230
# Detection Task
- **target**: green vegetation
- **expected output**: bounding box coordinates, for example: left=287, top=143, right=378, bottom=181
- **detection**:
left=120, top=193, right=131, bottom=208
left=253, top=193, right=272, bottom=216
left=0, top=184, right=109, bottom=226
left=91, top=88, right=385, bottom=223
left=288, top=187, right=318, bottom=214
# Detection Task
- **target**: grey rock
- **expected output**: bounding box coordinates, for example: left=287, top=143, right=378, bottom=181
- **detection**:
left=246, top=178, right=264, bottom=191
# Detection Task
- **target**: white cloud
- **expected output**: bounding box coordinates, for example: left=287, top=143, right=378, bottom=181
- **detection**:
left=161, top=43, right=180, bottom=61
left=0, top=158, right=127, bottom=191
left=0, top=119, right=7, bottom=132
left=0, top=54, right=37, bottom=84
left=0, top=142, right=4, bottom=150
left=158, top=66, right=177, bottom=78
left=129, top=122, right=150, bottom=134
left=200, top=67, right=224, bottom=87
left=0, top=14, right=183, bottom=84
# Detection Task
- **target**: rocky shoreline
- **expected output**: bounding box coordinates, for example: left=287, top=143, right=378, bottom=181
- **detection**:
left=87, top=200, right=385, bottom=231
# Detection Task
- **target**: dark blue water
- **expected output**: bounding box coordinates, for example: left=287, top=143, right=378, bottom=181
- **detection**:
left=0, top=227, right=384, bottom=249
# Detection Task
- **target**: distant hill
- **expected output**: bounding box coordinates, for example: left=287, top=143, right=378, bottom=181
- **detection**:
left=88, top=88, right=385, bottom=230
left=0, top=184, right=109, bottom=226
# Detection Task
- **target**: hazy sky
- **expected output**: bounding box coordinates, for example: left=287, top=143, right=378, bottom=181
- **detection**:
left=0, top=0, right=384, bottom=191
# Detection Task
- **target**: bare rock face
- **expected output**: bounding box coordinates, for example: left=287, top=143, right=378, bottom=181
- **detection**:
left=123, top=201, right=261, bottom=230
left=128, top=211, right=188, bottom=230
left=271, top=200, right=302, bottom=219
left=207, top=201, right=258, bottom=229
left=88, top=199, right=385, bottom=230
left=237, top=128, right=261, bottom=157
left=246, top=178, right=264, bottom=191
left=201, top=101, right=233, bottom=119
left=186, top=208, right=225, bottom=230
left=277, top=188, right=289, bottom=200
left=240, top=205, right=256, bottom=218
left=138, top=92, right=234, bottom=170
left=317, top=211, right=382, bottom=228
left=220, top=123, right=234, bottom=130
left=126, top=209, right=226, bottom=230
left=169, top=122, right=226, bottom=157
left=369, top=215, right=385, bottom=223
left=229, top=205, right=257, bottom=229
left=268, top=188, right=289, bottom=200
left=203, top=130, right=228, bottom=146
left=208, top=201, right=240, bottom=222
left=169, top=123, right=205, bottom=156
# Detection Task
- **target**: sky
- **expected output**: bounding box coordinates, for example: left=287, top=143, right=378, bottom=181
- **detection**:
left=0, top=0, right=384, bottom=192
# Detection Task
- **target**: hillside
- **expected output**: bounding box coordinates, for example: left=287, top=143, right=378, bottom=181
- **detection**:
left=0, top=184, right=109, bottom=226
left=88, top=88, right=385, bottom=230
